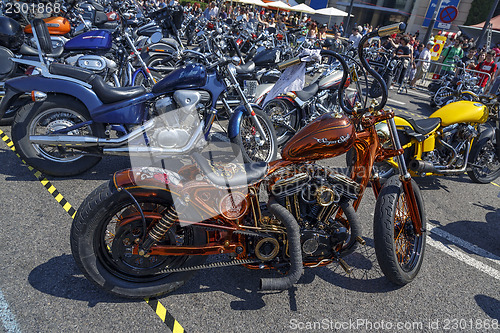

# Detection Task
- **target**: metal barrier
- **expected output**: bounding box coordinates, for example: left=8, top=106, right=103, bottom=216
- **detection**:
left=412, top=60, right=493, bottom=92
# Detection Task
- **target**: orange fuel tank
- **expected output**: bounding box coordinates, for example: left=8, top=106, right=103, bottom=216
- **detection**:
left=281, top=113, right=355, bottom=162
left=24, top=17, right=71, bottom=35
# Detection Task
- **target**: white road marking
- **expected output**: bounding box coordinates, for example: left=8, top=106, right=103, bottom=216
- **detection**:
left=0, top=289, right=21, bottom=333
left=408, top=89, right=433, bottom=98
left=427, top=238, right=500, bottom=281
left=427, top=223, right=500, bottom=281
left=428, top=223, right=500, bottom=266
left=387, top=98, right=406, bottom=105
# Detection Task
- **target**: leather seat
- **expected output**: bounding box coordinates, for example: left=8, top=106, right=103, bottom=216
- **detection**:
left=191, top=152, right=268, bottom=187
left=90, top=75, right=146, bottom=104
left=236, top=61, right=256, bottom=74
left=49, top=63, right=96, bottom=83
left=49, top=63, right=146, bottom=104
left=295, top=83, right=319, bottom=101
left=19, top=44, right=39, bottom=56
left=30, top=19, right=64, bottom=58
left=399, top=115, right=441, bottom=135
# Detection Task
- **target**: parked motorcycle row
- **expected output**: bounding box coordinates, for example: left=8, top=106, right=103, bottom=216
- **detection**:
left=0, top=1, right=499, bottom=300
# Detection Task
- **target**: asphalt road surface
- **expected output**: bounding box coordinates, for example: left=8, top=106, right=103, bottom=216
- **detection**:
left=1, top=86, right=499, bottom=332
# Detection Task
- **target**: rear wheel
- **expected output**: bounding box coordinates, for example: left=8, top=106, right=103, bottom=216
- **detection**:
left=467, top=136, right=500, bottom=183
left=71, top=181, right=207, bottom=298
left=12, top=96, right=103, bottom=176
left=373, top=176, right=426, bottom=285
left=263, top=98, right=299, bottom=146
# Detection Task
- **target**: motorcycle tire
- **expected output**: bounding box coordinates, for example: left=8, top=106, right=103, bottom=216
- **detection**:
left=71, top=181, right=207, bottom=299
left=231, top=108, right=278, bottom=163
left=12, top=95, right=104, bottom=177
left=467, top=136, right=500, bottom=184
left=133, top=69, right=163, bottom=88
left=0, top=106, right=18, bottom=125
left=146, top=55, right=176, bottom=75
left=263, top=98, right=299, bottom=146
left=373, top=175, right=426, bottom=286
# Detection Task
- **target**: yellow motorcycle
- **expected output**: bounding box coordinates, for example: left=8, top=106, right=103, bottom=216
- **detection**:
left=374, top=98, right=500, bottom=183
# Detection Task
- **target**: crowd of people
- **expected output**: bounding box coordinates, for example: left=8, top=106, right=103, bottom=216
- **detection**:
left=139, top=0, right=499, bottom=92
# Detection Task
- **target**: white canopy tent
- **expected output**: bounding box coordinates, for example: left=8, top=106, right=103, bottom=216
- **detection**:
left=291, top=3, right=317, bottom=14
left=315, top=7, right=350, bottom=27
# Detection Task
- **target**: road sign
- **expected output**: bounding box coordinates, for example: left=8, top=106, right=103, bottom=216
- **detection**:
left=440, top=5, right=458, bottom=23
left=423, top=0, right=461, bottom=28
left=431, top=35, right=447, bottom=61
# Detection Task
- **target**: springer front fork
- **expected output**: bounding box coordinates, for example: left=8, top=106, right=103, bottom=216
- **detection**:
left=385, top=116, right=424, bottom=235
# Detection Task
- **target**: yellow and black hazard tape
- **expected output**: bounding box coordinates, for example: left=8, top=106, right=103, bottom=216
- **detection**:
left=0, top=129, right=77, bottom=218
left=0, top=128, right=184, bottom=332
left=145, top=298, right=186, bottom=333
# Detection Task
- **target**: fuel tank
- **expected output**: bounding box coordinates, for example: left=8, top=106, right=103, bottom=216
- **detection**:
left=152, top=64, right=207, bottom=93
left=318, top=70, right=344, bottom=89
left=64, top=30, right=112, bottom=51
left=282, top=113, right=355, bottom=161
left=430, top=101, right=489, bottom=127
left=24, top=17, right=71, bottom=35
left=253, top=48, right=280, bottom=67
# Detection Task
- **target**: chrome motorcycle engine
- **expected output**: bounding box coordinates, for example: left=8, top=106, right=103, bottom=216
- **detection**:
left=266, top=164, right=360, bottom=260
left=152, top=90, right=209, bottom=149
left=65, top=55, right=117, bottom=72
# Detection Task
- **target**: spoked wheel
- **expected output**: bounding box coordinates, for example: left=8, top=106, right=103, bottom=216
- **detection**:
left=467, top=136, right=500, bottom=183
left=71, top=181, right=207, bottom=298
left=12, top=96, right=103, bottom=176
left=263, top=98, right=298, bottom=146
left=373, top=175, right=426, bottom=285
left=231, top=108, right=278, bottom=163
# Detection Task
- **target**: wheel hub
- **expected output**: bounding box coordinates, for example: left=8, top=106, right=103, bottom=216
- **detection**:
left=45, top=119, right=78, bottom=135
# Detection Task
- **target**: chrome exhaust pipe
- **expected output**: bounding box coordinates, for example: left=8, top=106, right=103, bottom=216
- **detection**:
left=30, top=120, right=155, bottom=147
left=409, top=142, right=471, bottom=175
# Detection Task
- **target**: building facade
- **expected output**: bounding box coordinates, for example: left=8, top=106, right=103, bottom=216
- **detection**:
left=307, top=0, right=474, bottom=36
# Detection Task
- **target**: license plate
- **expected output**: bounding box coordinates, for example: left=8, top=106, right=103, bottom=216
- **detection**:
left=244, top=80, right=258, bottom=97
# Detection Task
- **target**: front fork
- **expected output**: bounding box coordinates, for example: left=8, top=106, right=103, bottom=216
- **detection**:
left=386, top=117, right=424, bottom=235
left=227, top=67, right=268, bottom=141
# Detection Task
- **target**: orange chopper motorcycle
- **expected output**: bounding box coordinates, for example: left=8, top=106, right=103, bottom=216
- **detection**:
left=70, top=23, right=427, bottom=298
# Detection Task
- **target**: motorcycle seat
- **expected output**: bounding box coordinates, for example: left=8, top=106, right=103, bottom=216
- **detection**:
left=19, top=43, right=64, bottom=58
left=49, top=63, right=146, bottom=103
left=295, top=83, right=319, bottom=101
left=191, top=152, right=268, bottom=187
left=19, top=44, right=39, bottom=56
left=49, top=63, right=96, bottom=83
left=236, top=61, right=255, bottom=74
left=90, top=75, right=147, bottom=104
left=399, top=115, right=441, bottom=136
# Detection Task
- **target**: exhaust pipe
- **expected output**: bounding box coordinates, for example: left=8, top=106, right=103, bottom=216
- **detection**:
left=30, top=120, right=156, bottom=147
left=260, top=198, right=303, bottom=291
left=409, top=142, right=471, bottom=175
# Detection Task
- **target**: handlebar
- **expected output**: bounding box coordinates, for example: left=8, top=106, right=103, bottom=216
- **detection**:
left=357, top=22, right=406, bottom=113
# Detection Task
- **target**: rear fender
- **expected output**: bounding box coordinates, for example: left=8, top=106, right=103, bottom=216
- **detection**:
left=228, top=104, right=263, bottom=139
left=1, top=76, right=102, bottom=113
left=113, top=167, right=183, bottom=199
left=470, top=125, right=500, bottom=159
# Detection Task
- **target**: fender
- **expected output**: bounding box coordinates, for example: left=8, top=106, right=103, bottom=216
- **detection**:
left=469, top=124, right=500, bottom=159
left=228, top=104, right=263, bottom=139
left=0, top=76, right=102, bottom=116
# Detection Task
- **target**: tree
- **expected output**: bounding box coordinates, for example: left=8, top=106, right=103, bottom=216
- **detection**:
left=465, top=0, right=500, bottom=25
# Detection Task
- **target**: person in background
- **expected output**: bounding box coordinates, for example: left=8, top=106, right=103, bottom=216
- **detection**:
left=475, top=50, right=498, bottom=91
left=410, top=40, right=433, bottom=88
left=318, top=24, right=327, bottom=40
left=440, top=38, right=464, bottom=75
left=307, top=22, right=318, bottom=38
left=203, top=1, right=219, bottom=20
left=461, top=47, right=478, bottom=69
left=338, top=21, right=344, bottom=36
left=192, top=2, right=202, bottom=17
left=393, top=36, right=412, bottom=87
left=348, top=27, right=362, bottom=48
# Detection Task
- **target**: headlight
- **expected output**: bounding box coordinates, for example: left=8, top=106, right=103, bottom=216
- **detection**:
left=375, top=122, right=392, bottom=148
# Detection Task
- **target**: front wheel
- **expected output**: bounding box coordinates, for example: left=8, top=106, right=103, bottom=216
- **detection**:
left=373, top=175, right=426, bottom=285
left=231, top=108, right=278, bottom=163
left=71, top=181, right=207, bottom=299
left=467, top=136, right=500, bottom=183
